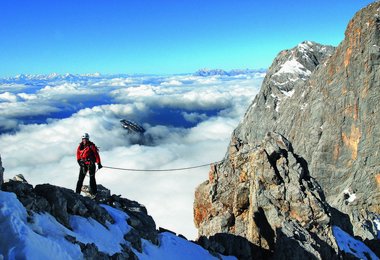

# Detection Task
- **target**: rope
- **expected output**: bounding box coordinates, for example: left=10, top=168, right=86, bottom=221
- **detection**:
left=97, top=144, right=260, bottom=173
left=84, top=141, right=260, bottom=174
left=101, top=161, right=223, bottom=172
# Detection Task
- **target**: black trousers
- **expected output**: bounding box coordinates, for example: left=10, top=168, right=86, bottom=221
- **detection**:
left=75, top=164, right=97, bottom=195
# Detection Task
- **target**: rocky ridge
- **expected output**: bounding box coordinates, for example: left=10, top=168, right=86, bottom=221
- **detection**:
left=1, top=175, right=158, bottom=259
left=195, top=133, right=341, bottom=259
left=233, top=2, right=380, bottom=240
left=0, top=156, right=235, bottom=259
left=194, top=2, right=380, bottom=259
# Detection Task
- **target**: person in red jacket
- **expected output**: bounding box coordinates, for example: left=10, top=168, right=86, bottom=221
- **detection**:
left=76, top=133, right=102, bottom=196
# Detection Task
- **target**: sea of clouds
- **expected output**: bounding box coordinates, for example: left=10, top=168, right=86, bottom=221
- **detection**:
left=0, top=71, right=264, bottom=239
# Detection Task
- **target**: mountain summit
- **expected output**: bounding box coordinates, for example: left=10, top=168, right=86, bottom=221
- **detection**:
left=194, top=2, right=380, bottom=259
left=0, top=158, right=234, bottom=259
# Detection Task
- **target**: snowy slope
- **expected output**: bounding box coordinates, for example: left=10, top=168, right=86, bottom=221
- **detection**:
left=0, top=191, right=235, bottom=259
left=333, top=226, right=379, bottom=260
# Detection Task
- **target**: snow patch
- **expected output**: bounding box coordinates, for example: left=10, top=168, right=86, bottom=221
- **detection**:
left=332, top=226, right=379, bottom=260
left=69, top=204, right=131, bottom=255
left=297, top=42, right=311, bottom=52
left=273, top=59, right=311, bottom=78
left=374, top=218, right=380, bottom=239
left=135, top=232, right=236, bottom=260
left=275, top=101, right=281, bottom=112
left=343, top=188, right=356, bottom=203
left=281, top=89, right=295, bottom=98
left=0, top=191, right=82, bottom=259
left=300, top=103, right=308, bottom=110
left=0, top=191, right=233, bottom=259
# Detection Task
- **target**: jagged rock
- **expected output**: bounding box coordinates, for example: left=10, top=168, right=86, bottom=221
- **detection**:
left=158, top=227, right=176, bottom=235
left=124, top=228, right=143, bottom=252
left=194, top=133, right=339, bottom=259
left=231, top=2, right=380, bottom=240
left=33, top=184, right=114, bottom=228
left=2, top=180, right=51, bottom=213
left=80, top=243, right=137, bottom=260
left=12, top=174, right=28, bottom=183
left=81, top=184, right=111, bottom=200
left=80, top=243, right=107, bottom=259
left=195, top=3, right=380, bottom=259
left=108, top=194, right=158, bottom=245
left=2, top=180, right=158, bottom=258
left=198, top=233, right=269, bottom=259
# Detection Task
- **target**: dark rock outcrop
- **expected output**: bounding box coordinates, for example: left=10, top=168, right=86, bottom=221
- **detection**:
left=2, top=178, right=158, bottom=259
left=194, top=2, right=380, bottom=259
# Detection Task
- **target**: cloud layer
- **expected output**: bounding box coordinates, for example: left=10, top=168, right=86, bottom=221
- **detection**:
left=0, top=72, right=264, bottom=239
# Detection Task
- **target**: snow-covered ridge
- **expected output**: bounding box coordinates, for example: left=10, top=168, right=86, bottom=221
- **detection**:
left=1, top=68, right=267, bottom=83
left=5, top=72, right=102, bottom=82
left=273, top=58, right=311, bottom=78
left=0, top=191, right=234, bottom=259
left=194, top=68, right=266, bottom=77
left=0, top=178, right=236, bottom=259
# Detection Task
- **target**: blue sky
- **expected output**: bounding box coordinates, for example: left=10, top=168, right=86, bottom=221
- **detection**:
left=0, top=0, right=374, bottom=77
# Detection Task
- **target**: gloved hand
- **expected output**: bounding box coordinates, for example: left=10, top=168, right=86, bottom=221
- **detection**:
left=78, top=160, right=85, bottom=167
left=98, top=163, right=103, bottom=170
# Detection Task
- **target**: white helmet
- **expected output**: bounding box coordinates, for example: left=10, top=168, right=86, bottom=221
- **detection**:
left=81, top=133, right=90, bottom=139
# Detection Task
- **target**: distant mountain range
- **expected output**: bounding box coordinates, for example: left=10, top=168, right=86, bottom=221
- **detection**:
left=0, top=69, right=267, bottom=83
left=194, top=68, right=266, bottom=77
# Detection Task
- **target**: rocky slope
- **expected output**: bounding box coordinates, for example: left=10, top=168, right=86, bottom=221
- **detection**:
left=1, top=176, right=157, bottom=259
left=0, top=159, right=231, bottom=259
left=194, top=2, right=380, bottom=259
left=195, top=133, right=341, bottom=259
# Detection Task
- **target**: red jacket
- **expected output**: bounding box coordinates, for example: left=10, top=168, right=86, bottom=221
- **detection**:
left=76, top=141, right=101, bottom=164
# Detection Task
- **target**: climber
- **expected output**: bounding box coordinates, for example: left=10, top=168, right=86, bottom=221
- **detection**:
left=76, top=133, right=102, bottom=197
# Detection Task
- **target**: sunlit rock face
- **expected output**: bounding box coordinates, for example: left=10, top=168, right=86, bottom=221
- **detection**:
left=195, top=2, right=380, bottom=259
left=195, top=133, right=339, bottom=259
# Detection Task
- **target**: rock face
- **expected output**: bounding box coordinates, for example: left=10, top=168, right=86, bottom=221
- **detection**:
left=195, top=133, right=338, bottom=259
left=233, top=2, right=380, bottom=239
left=2, top=179, right=158, bottom=259
left=194, top=2, right=380, bottom=259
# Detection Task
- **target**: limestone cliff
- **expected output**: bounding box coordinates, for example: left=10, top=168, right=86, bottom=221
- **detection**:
left=195, top=133, right=340, bottom=259
left=194, top=2, right=380, bottom=259
left=234, top=2, right=380, bottom=239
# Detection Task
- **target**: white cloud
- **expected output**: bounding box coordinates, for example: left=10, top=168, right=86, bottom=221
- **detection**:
left=0, top=92, right=19, bottom=102
left=160, top=79, right=183, bottom=86
left=0, top=72, right=263, bottom=239
left=17, top=93, right=38, bottom=101
left=0, top=83, right=28, bottom=93
left=181, top=112, right=208, bottom=123
left=112, top=85, right=157, bottom=97
left=93, top=77, right=135, bottom=87
left=0, top=102, right=60, bottom=118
